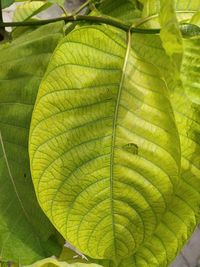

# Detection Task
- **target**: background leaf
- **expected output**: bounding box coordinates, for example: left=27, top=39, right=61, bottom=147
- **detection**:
left=1, top=0, right=14, bottom=9
left=0, top=22, right=64, bottom=264
left=190, top=11, right=200, bottom=27
left=159, top=0, right=183, bottom=56
left=136, top=0, right=200, bottom=28
left=13, top=1, right=52, bottom=22
left=181, top=36, right=200, bottom=104
left=48, top=0, right=65, bottom=5
left=97, top=0, right=142, bottom=23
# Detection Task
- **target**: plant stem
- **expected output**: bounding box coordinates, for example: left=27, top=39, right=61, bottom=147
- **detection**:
left=0, top=0, right=5, bottom=41
left=72, top=0, right=91, bottom=15
left=0, top=0, right=3, bottom=28
left=58, top=4, right=68, bottom=16
left=0, top=14, right=160, bottom=34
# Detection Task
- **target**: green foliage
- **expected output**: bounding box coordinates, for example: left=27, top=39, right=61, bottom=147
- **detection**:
left=191, top=11, right=200, bottom=26
left=13, top=1, right=52, bottom=22
left=118, top=33, right=200, bottom=267
left=48, top=0, right=65, bottom=5
left=159, top=0, right=182, bottom=56
left=136, top=0, right=200, bottom=27
left=0, top=22, right=64, bottom=264
left=181, top=37, right=200, bottom=104
left=25, top=257, right=103, bottom=267
left=97, top=0, right=142, bottom=23
left=0, top=0, right=200, bottom=266
left=1, top=0, right=14, bottom=9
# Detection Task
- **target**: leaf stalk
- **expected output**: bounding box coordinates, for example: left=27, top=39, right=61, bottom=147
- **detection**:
left=0, top=15, right=160, bottom=34
left=0, top=0, right=3, bottom=25
left=0, top=0, right=5, bottom=41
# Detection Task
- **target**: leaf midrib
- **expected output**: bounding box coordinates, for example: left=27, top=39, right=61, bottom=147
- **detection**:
left=109, top=30, right=132, bottom=256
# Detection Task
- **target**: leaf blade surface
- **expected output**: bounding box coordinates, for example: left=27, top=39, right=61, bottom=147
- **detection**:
left=30, top=25, right=181, bottom=261
left=118, top=32, right=200, bottom=267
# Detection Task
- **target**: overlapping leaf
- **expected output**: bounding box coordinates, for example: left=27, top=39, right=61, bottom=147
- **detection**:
left=0, top=22, right=64, bottom=264
left=97, top=0, right=142, bottom=23
left=191, top=11, right=200, bottom=26
left=136, top=0, right=200, bottom=28
left=13, top=1, right=52, bottom=22
left=159, top=0, right=183, bottom=56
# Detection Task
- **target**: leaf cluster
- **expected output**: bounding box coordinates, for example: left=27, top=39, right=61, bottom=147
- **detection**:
left=0, top=1, right=200, bottom=267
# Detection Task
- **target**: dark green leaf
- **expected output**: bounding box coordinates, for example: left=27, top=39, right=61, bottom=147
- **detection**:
left=0, top=22, right=64, bottom=264
left=1, top=0, right=14, bottom=9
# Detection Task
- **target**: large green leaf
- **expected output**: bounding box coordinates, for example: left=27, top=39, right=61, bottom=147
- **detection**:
left=29, top=25, right=181, bottom=262
left=89, top=33, right=200, bottom=267
left=0, top=22, right=64, bottom=264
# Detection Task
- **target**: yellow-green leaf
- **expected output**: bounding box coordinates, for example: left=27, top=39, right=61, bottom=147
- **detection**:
left=117, top=31, right=200, bottom=267
left=159, top=0, right=183, bottom=56
left=181, top=36, right=200, bottom=104
left=29, top=25, right=181, bottom=262
left=190, top=11, right=200, bottom=27
left=25, top=258, right=103, bottom=267
left=13, top=1, right=52, bottom=22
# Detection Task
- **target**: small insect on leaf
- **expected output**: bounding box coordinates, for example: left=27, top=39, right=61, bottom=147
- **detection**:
left=122, top=143, right=138, bottom=154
